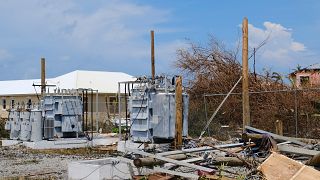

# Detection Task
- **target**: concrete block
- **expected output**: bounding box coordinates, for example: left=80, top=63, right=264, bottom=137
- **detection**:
left=1, top=140, right=21, bottom=146
left=68, top=158, right=134, bottom=180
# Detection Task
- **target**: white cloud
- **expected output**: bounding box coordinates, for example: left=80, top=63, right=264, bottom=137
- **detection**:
left=248, top=22, right=307, bottom=69
left=0, top=0, right=182, bottom=79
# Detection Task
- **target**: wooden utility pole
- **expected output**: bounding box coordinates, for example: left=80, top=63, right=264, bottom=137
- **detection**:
left=175, top=76, right=183, bottom=149
left=242, top=17, right=250, bottom=131
left=41, top=57, right=46, bottom=96
left=151, top=30, right=155, bottom=82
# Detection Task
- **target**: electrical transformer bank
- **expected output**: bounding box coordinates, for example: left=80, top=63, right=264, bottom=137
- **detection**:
left=4, top=91, right=83, bottom=142
left=128, top=76, right=189, bottom=143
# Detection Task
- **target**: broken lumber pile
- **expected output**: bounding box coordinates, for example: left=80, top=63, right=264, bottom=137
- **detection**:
left=121, top=126, right=319, bottom=179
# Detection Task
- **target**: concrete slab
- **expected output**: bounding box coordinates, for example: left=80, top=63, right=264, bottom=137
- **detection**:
left=68, top=157, right=151, bottom=180
left=1, top=135, right=118, bottom=149
left=1, top=139, right=22, bottom=146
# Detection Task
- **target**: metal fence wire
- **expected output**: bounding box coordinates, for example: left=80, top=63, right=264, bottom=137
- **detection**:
left=201, top=88, right=320, bottom=139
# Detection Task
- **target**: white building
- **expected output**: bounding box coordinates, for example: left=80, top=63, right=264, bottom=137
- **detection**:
left=0, top=70, right=136, bottom=121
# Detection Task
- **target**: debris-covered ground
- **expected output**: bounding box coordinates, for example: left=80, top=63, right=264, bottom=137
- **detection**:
left=0, top=144, right=117, bottom=179
left=127, top=126, right=320, bottom=180
left=1, top=126, right=320, bottom=180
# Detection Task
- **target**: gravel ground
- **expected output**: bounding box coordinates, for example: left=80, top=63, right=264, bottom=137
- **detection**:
left=0, top=145, right=116, bottom=179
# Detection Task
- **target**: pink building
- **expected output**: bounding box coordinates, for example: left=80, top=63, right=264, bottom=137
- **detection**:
left=289, top=64, right=320, bottom=88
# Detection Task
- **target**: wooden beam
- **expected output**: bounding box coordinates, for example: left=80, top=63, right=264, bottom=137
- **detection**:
left=242, top=17, right=250, bottom=131
left=126, top=147, right=215, bottom=172
left=175, top=76, right=183, bottom=149
left=133, top=154, right=187, bottom=167
left=151, top=30, right=155, bottom=81
left=278, top=145, right=319, bottom=156
left=41, top=57, right=46, bottom=96
left=245, top=126, right=306, bottom=146
left=275, top=120, right=283, bottom=135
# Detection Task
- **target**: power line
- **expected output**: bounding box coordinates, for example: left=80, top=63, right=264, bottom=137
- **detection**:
left=203, top=87, right=320, bottom=96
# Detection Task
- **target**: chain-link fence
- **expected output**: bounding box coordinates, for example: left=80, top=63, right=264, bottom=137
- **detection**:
left=189, top=88, right=320, bottom=139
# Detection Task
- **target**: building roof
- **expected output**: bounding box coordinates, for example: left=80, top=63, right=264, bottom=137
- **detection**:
left=289, top=63, right=320, bottom=77
left=0, top=70, right=136, bottom=95
left=304, top=63, right=320, bottom=70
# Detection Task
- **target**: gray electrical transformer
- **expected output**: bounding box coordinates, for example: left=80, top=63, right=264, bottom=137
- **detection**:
left=4, top=92, right=83, bottom=141
left=42, top=95, right=83, bottom=139
left=129, top=76, right=189, bottom=143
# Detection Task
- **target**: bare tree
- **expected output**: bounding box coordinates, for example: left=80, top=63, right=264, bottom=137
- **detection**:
left=176, top=37, right=320, bottom=138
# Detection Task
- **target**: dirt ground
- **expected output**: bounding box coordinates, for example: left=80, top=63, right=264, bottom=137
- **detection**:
left=0, top=144, right=117, bottom=179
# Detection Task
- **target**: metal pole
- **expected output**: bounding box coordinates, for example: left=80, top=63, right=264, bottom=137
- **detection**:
left=91, top=89, right=93, bottom=139
left=96, top=90, right=99, bottom=132
left=118, top=83, right=122, bottom=140
left=203, top=95, right=210, bottom=136
left=253, top=47, right=256, bottom=81
left=199, top=77, right=242, bottom=139
left=82, top=90, right=85, bottom=131
left=294, top=88, right=298, bottom=137
left=85, top=90, right=88, bottom=131
left=125, top=83, right=128, bottom=140
left=242, top=17, right=250, bottom=131
left=151, top=30, right=155, bottom=82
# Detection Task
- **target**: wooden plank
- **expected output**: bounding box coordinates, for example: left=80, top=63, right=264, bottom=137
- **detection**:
left=245, top=126, right=306, bottom=146
left=258, top=152, right=320, bottom=180
left=278, top=145, right=319, bottom=156
left=126, top=147, right=214, bottom=172
left=292, top=165, right=320, bottom=179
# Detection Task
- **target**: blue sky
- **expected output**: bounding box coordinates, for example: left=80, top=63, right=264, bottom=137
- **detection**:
left=0, top=0, right=319, bottom=80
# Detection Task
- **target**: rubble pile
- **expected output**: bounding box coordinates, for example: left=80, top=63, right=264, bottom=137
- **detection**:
left=125, top=126, right=320, bottom=179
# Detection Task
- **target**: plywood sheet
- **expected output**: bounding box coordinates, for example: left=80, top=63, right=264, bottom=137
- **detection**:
left=258, top=152, right=320, bottom=180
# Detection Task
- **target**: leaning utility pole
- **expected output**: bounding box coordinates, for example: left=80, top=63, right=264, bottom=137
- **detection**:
left=41, top=57, right=46, bottom=96
left=151, top=30, right=155, bottom=82
left=242, top=17, right=250, bottom=131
